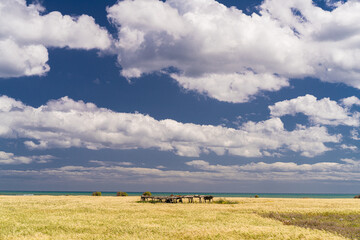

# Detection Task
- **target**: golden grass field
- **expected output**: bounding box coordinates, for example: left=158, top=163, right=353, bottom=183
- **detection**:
left=0, top=196, right=359, bottom=239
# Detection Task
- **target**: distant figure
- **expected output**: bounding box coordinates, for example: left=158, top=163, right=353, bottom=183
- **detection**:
left=203, top=195, right=213, bottom=203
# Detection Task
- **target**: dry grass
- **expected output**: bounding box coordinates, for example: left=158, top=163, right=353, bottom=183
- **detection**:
left=0, top=196, right=358, bottom=239
left=263, top=212, right=360, bottom=239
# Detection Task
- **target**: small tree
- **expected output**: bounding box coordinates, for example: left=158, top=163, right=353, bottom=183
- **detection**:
left=117, top=191, right=128, bottom=196
left=142, top=191, right=152, bottom=196
left=92, top=191, right=102, bottom=196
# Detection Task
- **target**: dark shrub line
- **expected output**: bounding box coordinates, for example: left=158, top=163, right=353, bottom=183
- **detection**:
left=263, top=212, right=360, bottom=239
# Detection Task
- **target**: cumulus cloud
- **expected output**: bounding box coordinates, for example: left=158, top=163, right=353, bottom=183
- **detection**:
left=341, top=96, right=360, bottom=107
left=107, top=0, right=360, bottom=102
left=269, top=94, right=360, bottom=126
left=0, top=95, right=340, bottom=157
left=0, top=151, right=54, bottom=164
left=0, top=0, right=111, bottom=78
left=0, top=39, right=49, bottom=77
left=172, top=72, right=289, bottom=103
left=261, top=0, right=360, bottom=88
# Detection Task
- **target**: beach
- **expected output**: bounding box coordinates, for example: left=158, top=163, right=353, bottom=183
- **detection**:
left=0, top=195, right=359, bottom=239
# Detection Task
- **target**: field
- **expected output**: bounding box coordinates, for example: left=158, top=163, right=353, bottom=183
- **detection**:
left=0, top=196, right=359, bottom=239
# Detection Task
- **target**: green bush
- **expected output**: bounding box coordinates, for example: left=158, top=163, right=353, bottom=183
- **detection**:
left=142, top=191, right=152, bottom=196
left=117, top=192, right=128, bottom=196
left=92, top=192, right=102, bottom=196
left=213, top=198, right=238, bottom=204
left=254, top=195, right=259, bottom=198
left=354, top=195, right=360, bottom=199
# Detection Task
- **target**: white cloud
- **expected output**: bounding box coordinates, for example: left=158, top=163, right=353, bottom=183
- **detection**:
left=107, top=0, right=360, bottom=102
left=89, top=160, right=133, bottom=166
left=340, top=158, right=358, bottom=164
left=340, top=144, right=357, bottom=151
left=3, top=158, right=360, bottom=183
left=186, top=160, right=342, bottom=173
left=184, top=159, right=360, bottom=181
left=350, top=129, right=360, bottom=140
left=255, top=0, right=360, bottom=89
left=0, top=151, right=54, bottom=164
left=0, top=0, right=111, bottom=78
left=0, top=95, right=340, bottom=157
left=325, top=0, right=344, bottom=8
left=341, top=96, right=360, bottom=107
left=269, top=94, right=360, bottom=126
left=0, top=39, right=49, bottom=78
left=172, top=72, right=289, bottom=103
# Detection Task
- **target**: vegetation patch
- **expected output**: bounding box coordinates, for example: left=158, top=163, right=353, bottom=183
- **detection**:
left=92, top=192, right=101, bottom=196
left=117, top=192, right=128, bottom=196
left=263, top=212, right=360, bottom=239
left=213, top=198, right=239, bottom=204
left=136, top=200, right=160, bottom=204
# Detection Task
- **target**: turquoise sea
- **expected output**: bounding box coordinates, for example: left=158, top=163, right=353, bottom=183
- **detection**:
left=0, top=191, right=357, bottom=198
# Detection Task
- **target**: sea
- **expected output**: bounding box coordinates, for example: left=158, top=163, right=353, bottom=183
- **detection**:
left=0, top=191, right=357, bottom=198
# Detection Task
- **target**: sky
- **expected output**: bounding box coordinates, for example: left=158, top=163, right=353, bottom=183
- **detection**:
left=0, top=0, right=360, bottom=193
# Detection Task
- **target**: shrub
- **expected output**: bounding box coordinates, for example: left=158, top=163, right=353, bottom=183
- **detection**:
left=92, top=192, right=102, bottom=196
left=213, top=198, right=238, bottom=204
left=137, top=200, right=159, bottom=204
left=142, top=191, right=152, bottom=196
left=354, top=195, right=360, bottom=199
left=117, top=192, right=128, bottom=196
left=254, top=195, right=259, bottom=198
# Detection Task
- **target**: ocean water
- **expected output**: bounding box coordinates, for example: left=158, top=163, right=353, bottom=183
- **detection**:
left=0, top=191, right=357, bottom=198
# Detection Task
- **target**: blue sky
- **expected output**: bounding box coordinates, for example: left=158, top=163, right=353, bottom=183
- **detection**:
left=0, top=0, right=360, bottom=193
